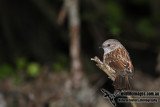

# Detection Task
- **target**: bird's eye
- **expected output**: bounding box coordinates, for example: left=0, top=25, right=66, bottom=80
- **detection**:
left=107, top=44, right=111, bottom=47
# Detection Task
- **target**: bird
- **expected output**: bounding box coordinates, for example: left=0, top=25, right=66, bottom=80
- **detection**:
left=99, top=39, right=134, bottom=90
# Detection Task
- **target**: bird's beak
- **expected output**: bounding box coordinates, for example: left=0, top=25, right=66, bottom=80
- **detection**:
left=99, top=46, right=103, bottom=49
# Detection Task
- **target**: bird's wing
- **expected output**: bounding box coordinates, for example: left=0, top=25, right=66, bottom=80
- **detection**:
left=105, top=46, right=133, bottom=75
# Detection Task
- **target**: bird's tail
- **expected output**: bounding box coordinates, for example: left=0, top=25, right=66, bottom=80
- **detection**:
left=113, top=74, right=131, bottom=90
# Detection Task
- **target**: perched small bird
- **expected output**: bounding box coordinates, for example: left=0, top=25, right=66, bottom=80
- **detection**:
left=99, top=39, right=134, bottom=90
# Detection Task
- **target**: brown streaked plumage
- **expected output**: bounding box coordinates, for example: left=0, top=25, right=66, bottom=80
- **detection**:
left=100, top=39, right=134, bottom=90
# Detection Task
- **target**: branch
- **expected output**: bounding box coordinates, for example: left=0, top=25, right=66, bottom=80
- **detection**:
left=91, top=56, right=116, bottom=81
left=127, top=95, right=137, bottom=107
left=57, top=0, right=67, bottom=25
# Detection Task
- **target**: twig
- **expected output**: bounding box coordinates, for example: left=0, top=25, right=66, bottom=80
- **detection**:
left=127, top=95, right=137, bottom=107
left=57, top=0, right=67, bottom=25
left=91, top=56, right=116, bottom=81
left=91, top=56, right=137, bottom=107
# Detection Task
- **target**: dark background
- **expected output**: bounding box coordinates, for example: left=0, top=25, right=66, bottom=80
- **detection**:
left=0, top=0, right=160, bottom=107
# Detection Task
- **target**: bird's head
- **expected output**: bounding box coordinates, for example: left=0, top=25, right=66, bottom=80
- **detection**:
left=99, top=39, right=121, bottom=54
